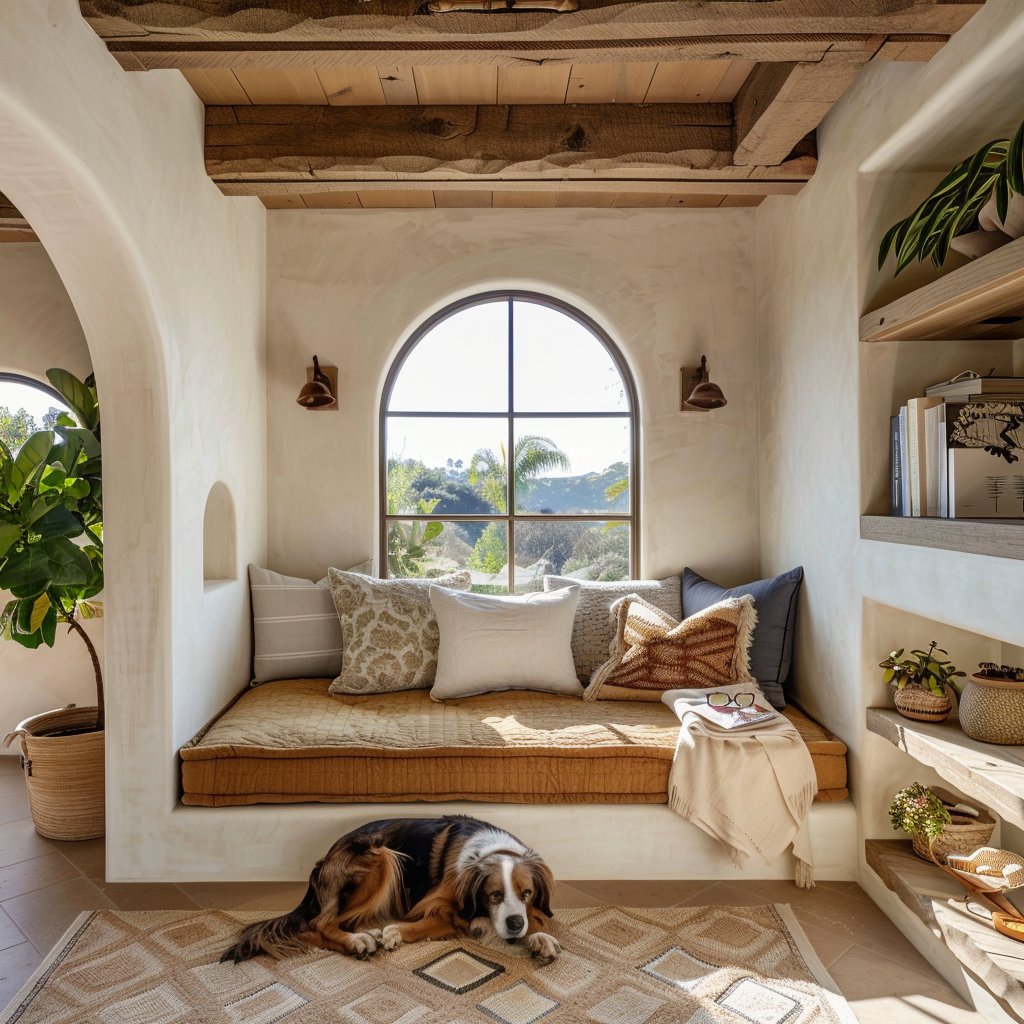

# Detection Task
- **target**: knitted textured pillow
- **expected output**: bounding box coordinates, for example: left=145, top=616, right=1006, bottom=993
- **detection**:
left=584, top=593, right=757, bottom=701
left=542, top=575, right=681, bottom=683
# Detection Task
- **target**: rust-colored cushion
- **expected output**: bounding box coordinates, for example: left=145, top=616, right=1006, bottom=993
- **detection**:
left=179, top=680, right=848, bottom=806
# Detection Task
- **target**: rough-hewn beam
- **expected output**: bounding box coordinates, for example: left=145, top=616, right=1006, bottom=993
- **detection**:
left=206, top=102, right=743, bottom=179
left=81, top=1, right=984, bottom=69
left=732, top=43, right=879, bottom=165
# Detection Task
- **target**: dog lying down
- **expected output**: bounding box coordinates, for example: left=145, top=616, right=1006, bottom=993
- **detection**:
left=221, top=815, right=562, bottom=966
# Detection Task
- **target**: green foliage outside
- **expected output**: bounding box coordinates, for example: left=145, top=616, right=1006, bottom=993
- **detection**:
left=0, top=404, right=64, bottom=452
left=0, top=370, right=105, bottom=725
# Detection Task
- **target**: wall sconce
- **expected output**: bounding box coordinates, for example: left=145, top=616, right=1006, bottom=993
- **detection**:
left=680, top=355, right=727, bottom=411
left=296, top=355, right=338, bottom=410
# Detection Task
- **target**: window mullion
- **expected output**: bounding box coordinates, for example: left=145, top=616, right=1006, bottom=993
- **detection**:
left=506, top=297, right=516, bottom=594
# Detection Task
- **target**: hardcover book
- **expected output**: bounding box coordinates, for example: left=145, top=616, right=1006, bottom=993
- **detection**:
left=689, top=701, right=779, bottom=732
left=946, top=401, right=1024, bottom=518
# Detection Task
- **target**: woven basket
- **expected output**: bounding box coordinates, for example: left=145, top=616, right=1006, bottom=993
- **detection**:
left=946, top=847, right=1024, bottom=891
left=3, top=707, right=104, bottom=841
left=893, top=685, right=952, bottom=723
left=910, top=788, right=995, bottom=864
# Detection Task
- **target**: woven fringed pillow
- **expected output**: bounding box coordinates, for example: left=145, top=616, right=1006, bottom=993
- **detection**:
left=583, top=593, right=757, bottom=701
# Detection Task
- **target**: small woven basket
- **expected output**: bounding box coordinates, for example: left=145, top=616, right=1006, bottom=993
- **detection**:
left=3, top=707, right=104, bottom=841
left=893, top=685, right=952, bottom=723
left=911, top=788, right=995, bottom=864
left=946, top=847, right=1024, bottom=890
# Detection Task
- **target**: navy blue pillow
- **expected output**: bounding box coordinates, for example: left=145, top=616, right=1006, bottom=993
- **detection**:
left=681, top=567, right=803, bottom=710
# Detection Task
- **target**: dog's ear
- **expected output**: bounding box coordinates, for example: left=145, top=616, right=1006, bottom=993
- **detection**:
left=526, top=855, right=554, bottom=918
left=453, top=865, right=487, bottom=923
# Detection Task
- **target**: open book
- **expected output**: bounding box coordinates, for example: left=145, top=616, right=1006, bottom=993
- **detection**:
left=688, top=701, right=779, bottom=732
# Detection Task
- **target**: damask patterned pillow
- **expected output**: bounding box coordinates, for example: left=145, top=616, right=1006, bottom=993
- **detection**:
left=543, top=575, right=681, bottom=683
left=327, top=569, right=472, bottom=695
left=584, top=593, right=757, bottom=701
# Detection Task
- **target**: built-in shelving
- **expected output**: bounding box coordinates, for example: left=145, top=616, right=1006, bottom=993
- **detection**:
left=860, top=515, right=1024, bottom=560
left=860, top=234, right=1024, bottom=342
left=867, top=708, right=1024, bottom=830
left=866, top=839, right=1024, bottom=1015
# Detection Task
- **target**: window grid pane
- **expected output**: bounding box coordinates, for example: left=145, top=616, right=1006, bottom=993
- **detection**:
left=383, top=293, right=636, bottom=590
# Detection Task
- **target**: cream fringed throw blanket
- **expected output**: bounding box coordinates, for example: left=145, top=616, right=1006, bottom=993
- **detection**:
left=662, top=681, right=818, bottom=888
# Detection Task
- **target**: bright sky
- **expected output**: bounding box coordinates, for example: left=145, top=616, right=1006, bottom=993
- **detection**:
left=0, top=379, right=67, bottom=427
left=386, top=299, right=631, bottom=476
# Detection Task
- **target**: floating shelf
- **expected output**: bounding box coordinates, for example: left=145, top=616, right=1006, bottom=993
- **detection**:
left=866, top=839, right=1024, bottom=1016
left=860, top=234, right=1024, bottom=342
left=860, top=515, right=1024, bottom=560
left=867, top=708, right=1024, bottom=830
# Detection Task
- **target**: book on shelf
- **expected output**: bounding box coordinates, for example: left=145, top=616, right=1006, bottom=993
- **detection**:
left=926, top=371, right=1024, bottom=400
left=899, top=406, right=910, bottom=516
left=907, top=396, right=943, bottom=516
left=890, top=414, right=903, bottom=516
left=688, top=700, right=779, bottom=732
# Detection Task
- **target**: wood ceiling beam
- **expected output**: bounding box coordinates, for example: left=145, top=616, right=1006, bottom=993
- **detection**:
left=732, top=39, right=881, bottom=166
left=81, top=1, right=983, bottom=69
left=205, top=102, right=742, bottom=180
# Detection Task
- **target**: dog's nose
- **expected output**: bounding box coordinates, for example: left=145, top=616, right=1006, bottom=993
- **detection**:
left=506, top=915, right=525, bottom=934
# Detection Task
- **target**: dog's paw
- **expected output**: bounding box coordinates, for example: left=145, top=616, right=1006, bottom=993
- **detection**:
left=348, top=932, right=380, bottom=959
left=469, top=917, right=497, bottom=942
left=380, top=925, right=403, bottom=952
left=525, top=932, right=561, bottom=965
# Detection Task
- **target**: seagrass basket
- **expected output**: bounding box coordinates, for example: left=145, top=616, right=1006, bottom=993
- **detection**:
left=893, top=685, right=952, bottom=723
left=3, top=706, right=104, bottom=841
left=911, top=788, right=994, bottom=863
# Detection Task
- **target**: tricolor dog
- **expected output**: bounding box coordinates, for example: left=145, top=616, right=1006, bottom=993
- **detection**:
left=221, top=815, right=561, bottom=965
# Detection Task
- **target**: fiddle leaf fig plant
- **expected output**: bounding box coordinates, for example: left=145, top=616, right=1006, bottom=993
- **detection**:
left=0, top=370, right=104, bottom=728
left=879, top=640, right=965, bottom=698
left=879, top=119, right=1024, bottom=275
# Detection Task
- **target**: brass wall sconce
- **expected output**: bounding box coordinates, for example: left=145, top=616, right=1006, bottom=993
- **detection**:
left=296, top=355, right=338, bottom=410
left=680, top=355, right=727, bottom=411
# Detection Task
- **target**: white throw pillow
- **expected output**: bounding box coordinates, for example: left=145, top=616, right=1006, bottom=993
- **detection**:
left=429, top=585, right=582, bottom=701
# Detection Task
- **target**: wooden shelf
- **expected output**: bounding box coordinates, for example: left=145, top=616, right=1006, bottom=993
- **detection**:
left=860, top=234, right=1024, bottom=342
left=860, top=515, right=1024, bottom=560
left=866, top=839, right=1024, bottom=1015
left=867, top=708, right=1024, bottom=829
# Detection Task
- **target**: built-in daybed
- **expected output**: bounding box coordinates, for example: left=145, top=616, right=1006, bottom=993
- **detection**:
left=180, top=678, right=848, bottom=807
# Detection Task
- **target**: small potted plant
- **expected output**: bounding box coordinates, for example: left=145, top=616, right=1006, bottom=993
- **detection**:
left=889, top=782, right=994, bottom=863
left=880, top=641, right=965, bottom=723
left=958, top=662, right=1024, bottom=745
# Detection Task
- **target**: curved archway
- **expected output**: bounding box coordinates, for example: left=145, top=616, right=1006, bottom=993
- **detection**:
left=380, top=291, right=639, bottom=591
left=203, top=482, right=237, bottom=583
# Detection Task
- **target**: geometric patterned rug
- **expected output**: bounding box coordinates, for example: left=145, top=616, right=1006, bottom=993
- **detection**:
left=0, top=905, right=857, bottom=1024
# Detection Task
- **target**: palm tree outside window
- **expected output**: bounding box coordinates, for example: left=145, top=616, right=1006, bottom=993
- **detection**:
left=380, top=293, right=638, bottom=593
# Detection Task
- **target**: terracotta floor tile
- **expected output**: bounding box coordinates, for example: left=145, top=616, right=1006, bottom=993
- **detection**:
left=0, top=942, right=42, bottom=1008
left=0, top=853, right=80, bottom=902
left=0, top=820, right=53, bottom=870
left=0, top=908, right=26, bottom=954
left=176, top=881, right=309, bottom=911
left=94, top=883, right=202, bottom=912
left=569, top=879, right=717, bottom=907
left=828, top=945, right=985, bottom=1022
left=795, top=919, right=855, bottom=968
left=49, top=837, right=104, bottom=881
left=2, top=877, right=115, bottom=955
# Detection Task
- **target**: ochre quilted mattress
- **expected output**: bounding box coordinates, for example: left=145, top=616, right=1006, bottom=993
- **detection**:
left=179, top=679, right=848, bottom=807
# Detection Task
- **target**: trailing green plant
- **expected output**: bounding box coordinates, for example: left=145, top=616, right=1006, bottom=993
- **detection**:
left=889, top=782, right=951, bottom=842
left=977, top=661, right=1024, bottom=682
left=878, top=119, right=1024, bottom=275
left=0, top=370, right=104, bottom=727
left=879, top=640, right=965, bottom=697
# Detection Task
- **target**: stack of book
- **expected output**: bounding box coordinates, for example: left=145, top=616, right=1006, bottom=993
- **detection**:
left=892, top=373, right=1024, bottom=518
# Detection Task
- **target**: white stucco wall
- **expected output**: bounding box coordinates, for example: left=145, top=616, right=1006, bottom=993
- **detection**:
left=755, top=0, right=1024, bottom=984
left=0, top=242, right=102, bottom=734
left=0, top=0, right=267, bottom=877
left=266, top=209, right=762, bottom=588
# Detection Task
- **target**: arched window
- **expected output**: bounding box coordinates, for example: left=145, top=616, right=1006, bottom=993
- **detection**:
left=0, top=373, right=69, bottom=452
left=381, top=293, right=638, bottom=592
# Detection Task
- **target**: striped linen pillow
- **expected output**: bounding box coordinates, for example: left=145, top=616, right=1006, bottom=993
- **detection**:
left=249, top=562, right=371, bottom=684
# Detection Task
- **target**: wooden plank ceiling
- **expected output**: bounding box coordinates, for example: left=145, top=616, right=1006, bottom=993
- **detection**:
left=66, top=2, right=986, bottom=212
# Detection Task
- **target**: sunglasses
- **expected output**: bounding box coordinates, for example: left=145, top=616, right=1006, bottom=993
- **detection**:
left=707, top=692, right=756, bottom=709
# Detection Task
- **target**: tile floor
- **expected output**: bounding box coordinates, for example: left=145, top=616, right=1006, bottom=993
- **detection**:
left=0, top=760, right=986, bottom=1022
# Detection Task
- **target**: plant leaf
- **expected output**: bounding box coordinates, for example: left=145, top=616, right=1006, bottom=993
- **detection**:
left=8, top=431, right=54, bottom=501
left=33, top=506, right=83, bottom=542
left=29, top=594, right=50, bottom=633
left=0, top=522, right=21, bottom=560
left=45, top=370, right=98, bottom=431
left=40, top=538, right=92, bottom=587
left=1008, top=119, right=1024, bottom=194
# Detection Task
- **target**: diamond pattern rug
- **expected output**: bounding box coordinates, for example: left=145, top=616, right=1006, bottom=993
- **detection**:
left=0, top=905, right=856, bottom=1024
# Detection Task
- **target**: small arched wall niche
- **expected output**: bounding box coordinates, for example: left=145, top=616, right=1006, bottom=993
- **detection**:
left=203, top=481, right=237, bottom=584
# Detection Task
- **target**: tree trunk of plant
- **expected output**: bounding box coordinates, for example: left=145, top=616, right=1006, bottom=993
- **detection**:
left=68, top=619, right=103, bottom=730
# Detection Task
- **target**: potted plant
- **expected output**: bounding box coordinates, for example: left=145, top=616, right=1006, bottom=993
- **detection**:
left=958, top=661, right=1024, bottom=745
left=0, top=369, right=104, bottom=841
left=889, top=782, right=994, bottom=863
left=878, top=118, right=1024, bottom=274
left=879, top=640, right=965, bottom=723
